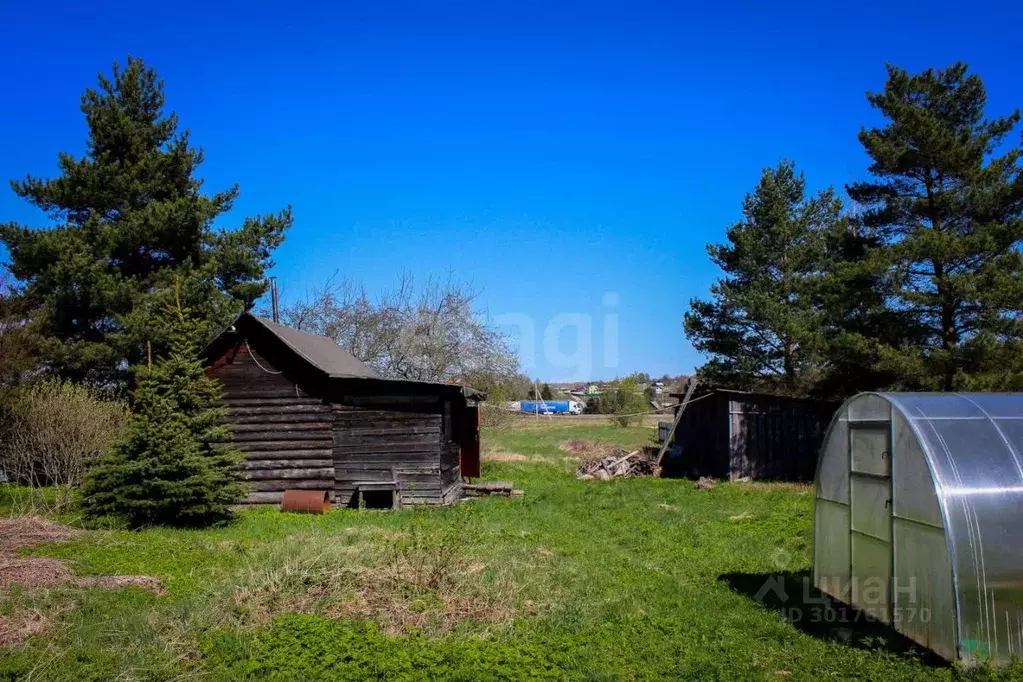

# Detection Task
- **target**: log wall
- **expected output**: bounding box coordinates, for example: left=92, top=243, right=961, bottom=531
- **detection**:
left=212, top=342, right=333, bottom=505
left=213, top=340, right=466, bottom=508
left=332, top=395, right=458, bottom=507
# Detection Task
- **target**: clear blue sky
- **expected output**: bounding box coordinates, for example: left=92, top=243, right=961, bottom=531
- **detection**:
left=1, top=1, right=1020, bottom=382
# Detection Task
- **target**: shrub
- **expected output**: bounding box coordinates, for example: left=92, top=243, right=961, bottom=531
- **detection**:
left=0, top=379, right=128, bottom=512
left=591, top=377, right=649, bottom=427
left=81, top=290, right=247, bottom=527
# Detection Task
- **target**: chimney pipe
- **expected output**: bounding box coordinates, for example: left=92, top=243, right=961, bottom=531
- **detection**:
left=269, top=276, right=280, bottom=323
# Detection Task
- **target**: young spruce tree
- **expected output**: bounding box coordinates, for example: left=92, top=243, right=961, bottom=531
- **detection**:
left=684, top=161, right=842, bottom=394
left=82, top=288, right=246, bottom=527
left=848, top=63, right=1023, bottom=390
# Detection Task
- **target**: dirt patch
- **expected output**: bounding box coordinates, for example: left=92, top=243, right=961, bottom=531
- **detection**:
left=0, top=516, right=79, bottom=555
left=0, top=516, right=166, bottom=600
left=0, top=558, right=74, bottom=590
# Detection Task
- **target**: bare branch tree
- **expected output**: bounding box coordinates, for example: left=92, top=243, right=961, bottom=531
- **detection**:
left=279, top=271, right=519, bottom=384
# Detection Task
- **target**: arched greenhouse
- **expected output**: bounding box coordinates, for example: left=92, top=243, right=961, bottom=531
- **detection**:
left=813, top=392, right=1023, bottom=665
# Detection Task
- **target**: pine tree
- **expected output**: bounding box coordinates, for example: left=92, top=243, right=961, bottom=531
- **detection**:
left=848, top=63, right=1023, bottom=390
left=540, top=383, right=554, bottom=400
left=684, top=161, right=842, bottom=394
left=81, top=287, right=246, bottom=527
left=1, top=57, right=291, bottom=384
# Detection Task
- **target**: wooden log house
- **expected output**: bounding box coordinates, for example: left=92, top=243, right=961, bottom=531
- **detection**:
left=202, top=313, right=484, bottom=508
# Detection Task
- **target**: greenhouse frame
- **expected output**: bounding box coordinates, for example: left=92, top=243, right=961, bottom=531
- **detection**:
left=813, top=392, right=1023, bottom=665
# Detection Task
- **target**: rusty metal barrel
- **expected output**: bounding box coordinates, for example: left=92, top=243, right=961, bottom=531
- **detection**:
left=280, top=489, right=330, bottom=514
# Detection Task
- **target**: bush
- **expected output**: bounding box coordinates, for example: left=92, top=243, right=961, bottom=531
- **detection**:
left=81, top=291, right=247, bottom=527
left=0, top=379, right=128, bottom=512
left=591, top=377, right=648, bottom=427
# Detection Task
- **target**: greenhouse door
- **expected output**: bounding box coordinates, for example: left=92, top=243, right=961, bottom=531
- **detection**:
left=849, top=422, right=892, bottom=621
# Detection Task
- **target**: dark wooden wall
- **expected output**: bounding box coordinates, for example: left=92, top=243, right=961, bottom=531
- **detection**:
left=726, top=394, right=834, bottom=481
left=212, top=337, right=469, bottom=507
left=331, top=395, right=459, bottom=506
left=669, top=391, right=835, bottom=482
left=211, top=342, right=333, bottom=505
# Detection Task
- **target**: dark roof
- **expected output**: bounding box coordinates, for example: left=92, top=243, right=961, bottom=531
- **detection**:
left=248, top=315, right=380, bottom=379
left=207, top=313, right=485, bottom=401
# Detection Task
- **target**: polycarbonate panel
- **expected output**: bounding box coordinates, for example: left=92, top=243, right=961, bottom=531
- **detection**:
left=893, top=518, right=956, bottom=661
left=817, top=416, right=848, bottom=503
left=916, top=417, right=1023, bottom=489
left=851, top=532, right=891, bottom=620
left=849, top=393, right=891, bottom=421
left=892, top=411, right=943, bottom=527
left=889, top=393, right=988, bottom=420
left=816, top=392, right=1023, bottom=665
left=851, top=474, right=891, bottom=542
left=851, top=427, right=890, bottom=476
left=885, top=392, right=1023, bottom=665
left=943, top=490, right=1023, bottom=665
left=814, top=499, right=851, bottom=601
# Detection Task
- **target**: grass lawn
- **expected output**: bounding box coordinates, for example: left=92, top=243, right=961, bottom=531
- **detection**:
left=0, top=423, right=1015, bottom=680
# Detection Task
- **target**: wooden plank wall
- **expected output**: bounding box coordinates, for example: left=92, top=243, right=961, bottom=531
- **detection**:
left=212, top=342, right=333, bottom=505
left=332, top=395, right=452, bottom=507
left=727, top=395, right=834, bottom=481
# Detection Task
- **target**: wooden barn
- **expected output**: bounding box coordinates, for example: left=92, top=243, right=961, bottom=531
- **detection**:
left=663, top=388, right=837, bottom=481
left=202, top=313, right=484, bottom=508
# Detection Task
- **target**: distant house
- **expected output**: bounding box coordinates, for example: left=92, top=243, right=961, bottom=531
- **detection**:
left=203, top=313, right=484, bottom=508
left=664, top=389, right=837, bottom=481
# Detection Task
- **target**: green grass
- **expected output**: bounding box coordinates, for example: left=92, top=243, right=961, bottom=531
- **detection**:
left=1, top=424, right=1018, bottom=680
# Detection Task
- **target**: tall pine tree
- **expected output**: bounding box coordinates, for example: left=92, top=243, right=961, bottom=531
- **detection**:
left=684, top=161, right=842, bottom=394
left=81, top=285, right=246, bottom=527
left=1, top=57, right=291, bottom=384
left=848, top=63, right=1023, bottom=390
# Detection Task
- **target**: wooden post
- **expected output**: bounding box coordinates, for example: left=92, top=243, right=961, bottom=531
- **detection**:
left=655, top=377, right=699, bottom=470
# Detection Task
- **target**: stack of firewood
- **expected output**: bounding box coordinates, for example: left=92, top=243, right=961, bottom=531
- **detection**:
left=575, top=449, right=655, bottom=480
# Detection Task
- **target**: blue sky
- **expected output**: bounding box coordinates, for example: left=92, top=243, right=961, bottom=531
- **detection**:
left=1, top=1, right=1021, bottom=381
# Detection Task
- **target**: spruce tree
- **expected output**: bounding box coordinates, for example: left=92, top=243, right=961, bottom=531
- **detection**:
left=1, top=57, right=291, bottom=384
left=684, top=161, right=842, bottom=394
left=81, top=288, right=246, bottom=527
left=848, top=63, right=1023, bottom=390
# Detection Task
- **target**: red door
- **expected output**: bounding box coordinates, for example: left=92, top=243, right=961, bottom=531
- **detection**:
left=458, top=405, right=481, bottom=479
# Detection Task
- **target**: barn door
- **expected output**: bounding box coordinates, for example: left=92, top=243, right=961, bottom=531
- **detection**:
left=849, top=423, right=892, bottom=622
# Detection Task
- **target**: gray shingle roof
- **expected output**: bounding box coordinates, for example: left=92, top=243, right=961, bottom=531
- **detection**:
left=250, top=315, right=380, bottom=379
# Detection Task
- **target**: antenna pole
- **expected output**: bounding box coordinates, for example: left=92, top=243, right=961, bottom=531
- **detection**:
left=269, top=277, right=280, bottom=323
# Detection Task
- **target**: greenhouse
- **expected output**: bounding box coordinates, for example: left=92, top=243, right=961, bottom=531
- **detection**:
left=813, top=392, right=1023, bottom=665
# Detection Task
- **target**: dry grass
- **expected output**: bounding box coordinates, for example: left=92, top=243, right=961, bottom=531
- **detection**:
left=0, top=609, right=51, bottom=646
left=558, top=439, right=616, bottom=460
left=482, top=451, right=533, bottom=463
left=213, top=528, right=518, bottom=636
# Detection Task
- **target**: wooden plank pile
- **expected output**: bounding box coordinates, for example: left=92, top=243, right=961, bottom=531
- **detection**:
left=462, top=481, right=524, bottom=498
left=575, top=449, right=656, bottom=480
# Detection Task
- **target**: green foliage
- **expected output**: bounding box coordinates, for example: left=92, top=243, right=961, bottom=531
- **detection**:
left=684, top=161, right=843, bottom=395
left=590, top=376, right=647, bottom=426
left=0, top=378, right=127, bottom=512
left=5, top=421, right=1008, bottom=679
left=539, top=383, right=553, bottom=400
left=81, top=288, right=246, bottom=527
left=0, top=56, right=291, bottom=384
left=847, top=62, right=1023, bottom=391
